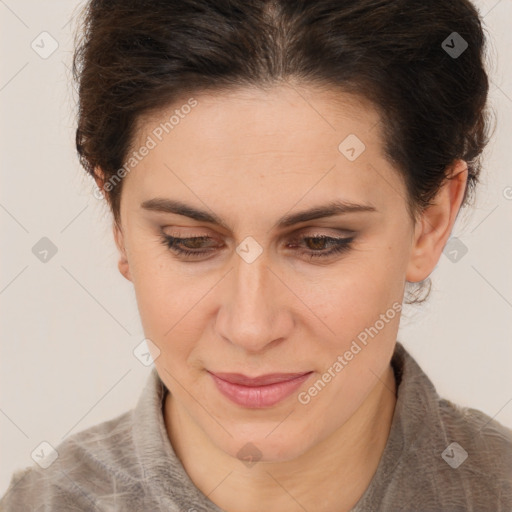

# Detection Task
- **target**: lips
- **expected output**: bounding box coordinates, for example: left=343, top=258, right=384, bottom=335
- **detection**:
left=208, top=371, right=311, bottom=387
left=208, top=370, right=314, bottom=408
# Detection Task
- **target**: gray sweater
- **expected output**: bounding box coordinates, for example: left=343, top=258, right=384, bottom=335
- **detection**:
left=1, top=341, right=511, bottom=511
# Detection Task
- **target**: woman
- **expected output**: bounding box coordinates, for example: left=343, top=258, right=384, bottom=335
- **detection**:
left=1, top=0, right=511, bottom=510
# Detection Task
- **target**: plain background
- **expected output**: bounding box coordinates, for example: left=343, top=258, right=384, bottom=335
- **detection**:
left=1, top=0, right=511, bottom=497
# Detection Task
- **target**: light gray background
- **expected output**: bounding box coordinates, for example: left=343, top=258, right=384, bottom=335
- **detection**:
left=1, top=0, right=511, bottom=496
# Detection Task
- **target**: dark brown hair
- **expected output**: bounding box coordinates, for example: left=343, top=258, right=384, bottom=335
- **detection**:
left=72, top=0, right=492, bottom=302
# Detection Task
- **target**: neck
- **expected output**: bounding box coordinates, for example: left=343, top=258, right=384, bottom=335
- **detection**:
left=165, top=363, right=397, bottom=512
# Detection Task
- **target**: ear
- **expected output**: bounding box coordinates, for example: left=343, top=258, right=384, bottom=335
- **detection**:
left=95, top=167, right=131, bottom=282
left=406, top=160, right=468, bottom=283
left=93, top=166, right=106, bottom=193
left=113, top=221, right=132, bottom=282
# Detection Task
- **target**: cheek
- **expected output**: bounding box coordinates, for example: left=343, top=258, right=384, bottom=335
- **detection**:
left=298, top=259, right=402, bottom=420
left=128, top=242, right=189, bottom=338
left=127, top=241, right=219, bottom=379
left=309, top=249, right=405, bottom=330
left=301, top=246, right=406, bottom=371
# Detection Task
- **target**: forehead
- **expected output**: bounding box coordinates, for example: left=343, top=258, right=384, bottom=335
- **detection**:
left=132, top=84, right=382, bottom=156
left=122, top=84, right=405, bottom=221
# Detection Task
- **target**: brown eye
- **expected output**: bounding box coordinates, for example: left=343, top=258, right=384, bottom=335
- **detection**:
left=288, top=234, right=355, bottom=259
left=160, top=233, right=355, bottom=261
left=160, top=235, right=219, bottom=257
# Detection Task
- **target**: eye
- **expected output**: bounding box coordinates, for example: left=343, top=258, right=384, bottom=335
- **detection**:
left=286, top=234, right=354, bottom=260
left=160, top=235, right=219, bottom=258
left=160, top=233, right=355, bottom=260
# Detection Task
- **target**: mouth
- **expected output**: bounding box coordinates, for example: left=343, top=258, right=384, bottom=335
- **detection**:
left=207, top=371, right=313, bottom=408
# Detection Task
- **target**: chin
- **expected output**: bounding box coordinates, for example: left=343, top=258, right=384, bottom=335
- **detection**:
left=218, top=428, right=314, bottom=465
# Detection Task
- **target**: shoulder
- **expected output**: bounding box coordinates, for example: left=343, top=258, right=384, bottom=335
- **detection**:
left=0, top=409, right=146, bottom=511
left=384, top=342, right=512, bottom=510
left=429, top=398, right=512, bottom=509
left=437, top=396, right=512, bottom=475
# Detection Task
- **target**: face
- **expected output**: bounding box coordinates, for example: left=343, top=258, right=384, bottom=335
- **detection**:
left=112, top=84, right=418, bottom=462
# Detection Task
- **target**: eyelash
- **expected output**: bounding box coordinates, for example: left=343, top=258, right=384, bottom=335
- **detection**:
left=159, top=234, right=354, bottom=260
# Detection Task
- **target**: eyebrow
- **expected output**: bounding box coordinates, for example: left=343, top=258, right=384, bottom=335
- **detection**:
left=140, top=198, right=377, bottom=231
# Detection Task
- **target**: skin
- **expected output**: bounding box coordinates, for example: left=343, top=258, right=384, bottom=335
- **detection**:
left=98, top=83, right=467, bottom=512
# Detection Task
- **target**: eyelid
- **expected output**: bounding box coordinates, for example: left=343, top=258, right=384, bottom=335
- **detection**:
left=294, top=226, right=356, bottom=237
left=162, top=228, right=214, bottom=239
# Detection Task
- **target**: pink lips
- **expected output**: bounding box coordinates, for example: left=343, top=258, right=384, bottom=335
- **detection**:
left=208, top=371, right=313, bottom=408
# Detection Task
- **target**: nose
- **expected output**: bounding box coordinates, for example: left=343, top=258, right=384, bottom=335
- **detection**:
left=215, top=249, right=294, bottom=354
